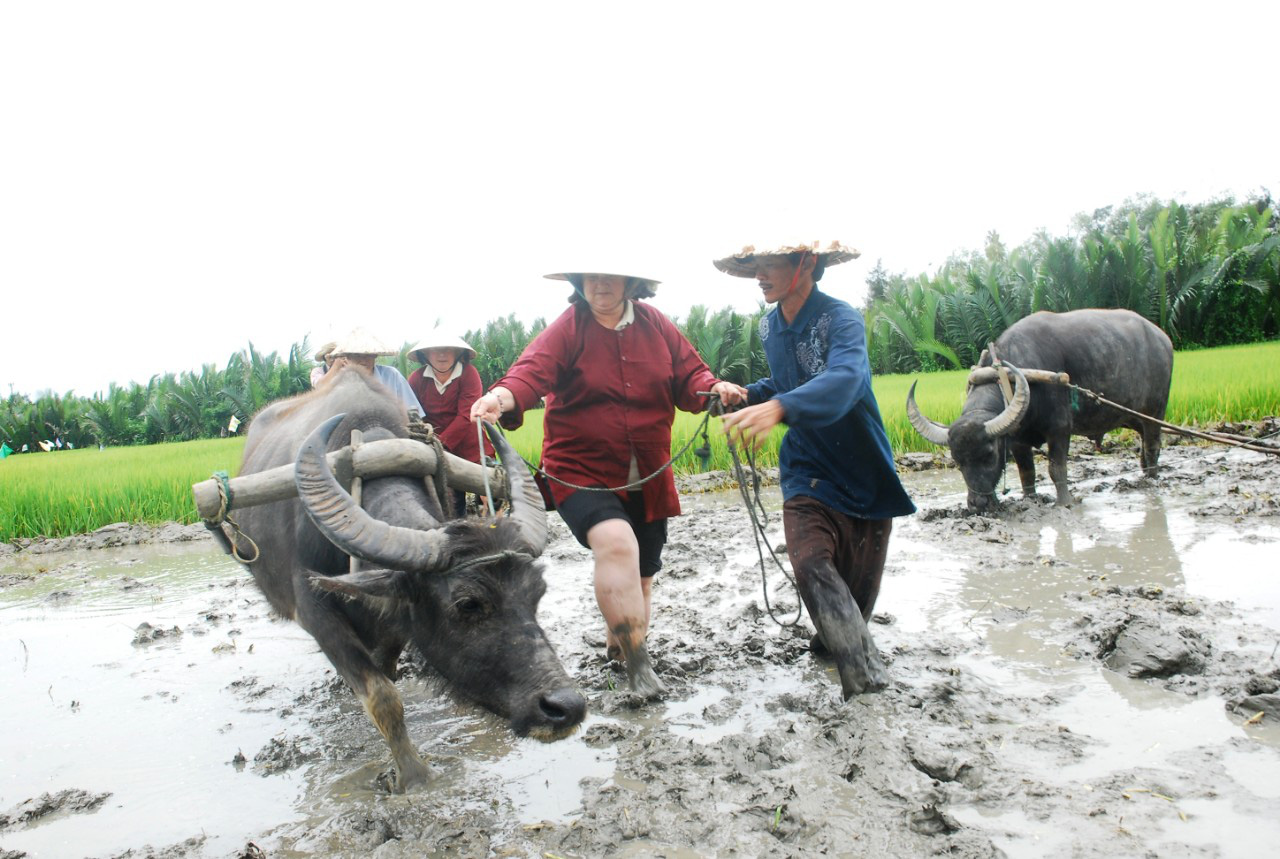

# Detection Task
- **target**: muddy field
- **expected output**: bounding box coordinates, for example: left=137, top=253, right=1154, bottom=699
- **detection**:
left=2, top=437, right=1279, bottom=858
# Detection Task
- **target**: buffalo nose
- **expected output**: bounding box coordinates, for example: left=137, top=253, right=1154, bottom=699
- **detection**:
left=539, top=687, right=587, bottom=727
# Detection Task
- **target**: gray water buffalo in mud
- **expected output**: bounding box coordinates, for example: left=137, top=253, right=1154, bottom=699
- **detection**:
left=227, top=366, right=585, bottom=790
left=907, top=308, right=1173, bottom=511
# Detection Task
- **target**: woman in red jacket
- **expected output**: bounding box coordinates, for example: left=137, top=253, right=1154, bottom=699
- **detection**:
left=469, top=269, right=744, bottom=698
left=407, top=330, right=490, bottom=515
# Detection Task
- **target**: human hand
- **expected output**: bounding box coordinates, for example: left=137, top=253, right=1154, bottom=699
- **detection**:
left=722, top=400, right=785, bottom=452
left=709, top=381, right=749, bottom=409
left=470, top=392, right=503, bottom=424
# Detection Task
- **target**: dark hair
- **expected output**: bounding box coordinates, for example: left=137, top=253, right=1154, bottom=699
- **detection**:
left=565, top=274, right=657, bottom=304
left=787, top=251, right=826, bottom=282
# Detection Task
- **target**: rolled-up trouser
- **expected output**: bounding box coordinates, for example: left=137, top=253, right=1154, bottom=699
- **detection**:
left=782, top=495, right=892, bottom=621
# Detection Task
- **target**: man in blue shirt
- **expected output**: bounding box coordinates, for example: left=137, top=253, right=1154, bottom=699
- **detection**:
left=716, top=240, right=915, bottom=699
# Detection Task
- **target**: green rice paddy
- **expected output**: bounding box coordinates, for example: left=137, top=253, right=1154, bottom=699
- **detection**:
left=3, top=341, right=1277, bottom=540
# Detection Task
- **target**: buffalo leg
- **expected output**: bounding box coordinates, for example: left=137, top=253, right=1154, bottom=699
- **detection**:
left=1047, top=438, right=1073, bottom=507
left=1011, top=442, right=1037, bottom=498
left=1139, top=421, right=1162, bottom=477
left=294, top=584, right=431, bottom=790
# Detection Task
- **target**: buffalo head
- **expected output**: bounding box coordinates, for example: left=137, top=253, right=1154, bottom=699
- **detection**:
left=294, top=416, right=586, bottom=741
left=906, top=364, right=1031, bottom=512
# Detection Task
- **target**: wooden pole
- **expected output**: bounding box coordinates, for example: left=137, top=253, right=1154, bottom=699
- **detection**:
left=192, top=437, right=509, bottom=521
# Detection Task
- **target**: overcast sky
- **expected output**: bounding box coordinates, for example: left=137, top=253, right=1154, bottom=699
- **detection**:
left=3, top=1, right=1276, bottom=399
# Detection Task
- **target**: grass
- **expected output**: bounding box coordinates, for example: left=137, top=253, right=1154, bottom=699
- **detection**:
left=2, top=340, right=1277, bottom=541
left=0, top=438, right=245, bottom=541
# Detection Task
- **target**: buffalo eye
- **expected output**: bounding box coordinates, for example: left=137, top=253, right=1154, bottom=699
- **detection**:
left=452, top=596, right=490, bottom=620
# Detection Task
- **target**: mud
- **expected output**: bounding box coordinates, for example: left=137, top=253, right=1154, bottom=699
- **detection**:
left=2, top=435, right=1280, bottom=858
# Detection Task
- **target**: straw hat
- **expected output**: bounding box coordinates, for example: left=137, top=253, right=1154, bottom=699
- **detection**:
left=712, top=239, right=860, bottom=278
left=330, top=327, right=396, bottom=357
left=408, top=328, right=477, bottom=365
left=314, top=341, right=337, bottom=362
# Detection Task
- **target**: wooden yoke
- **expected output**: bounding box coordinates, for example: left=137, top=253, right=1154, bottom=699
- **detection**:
left=192, top=437, right=509, bottom=522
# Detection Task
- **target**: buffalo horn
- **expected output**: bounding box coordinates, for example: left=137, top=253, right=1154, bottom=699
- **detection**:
left=906, top=381, right=951, bottom=446
left=983, top=363, right=1031, bottom=437
left=484, top=423, right=548, bottom=557
left=295, top=414, right=453, bottom=573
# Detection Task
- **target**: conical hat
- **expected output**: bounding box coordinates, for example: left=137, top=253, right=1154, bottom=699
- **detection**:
left=330, top=327, right=396, bottom=357
left=544, top=270, right=661, bottom=290
left=408, top=328, right=477, bottom=364
left=712, top=239, right=860, bottom=277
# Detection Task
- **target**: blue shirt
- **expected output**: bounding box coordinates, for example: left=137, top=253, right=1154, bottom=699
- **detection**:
left=374, top=365, right=424, bottom=417
left=747, top=288, right=915, bottom=519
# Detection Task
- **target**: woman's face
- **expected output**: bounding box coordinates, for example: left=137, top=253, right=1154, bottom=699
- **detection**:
left=582, top=274, right=628, bottom=316
left=426, top=347, right=461, bottom=375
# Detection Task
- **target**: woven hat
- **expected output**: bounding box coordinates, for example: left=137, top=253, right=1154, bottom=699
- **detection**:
left=544, top=270, right=661, bottom=292
left=330, top=327, right=396, bottom=357
left=712, top=239, right=860, bottom=277
left=314, top=341, right=337, bottom=362
left=408, top=328, right=477, bottom=365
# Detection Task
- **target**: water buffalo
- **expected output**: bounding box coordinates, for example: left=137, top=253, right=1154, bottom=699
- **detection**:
left=227, top=366, right=585, bottom=790
left=906, top=308, right=1173, bottom=510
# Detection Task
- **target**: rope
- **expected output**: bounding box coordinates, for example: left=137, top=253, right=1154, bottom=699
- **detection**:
left=727, top=433, right=803, bottom=627
left=973, top=364, right=1280, bottom=457
left=203, top=469, right=260, bottom=564
left=1069, top=386, right=1280, bottom=456
left=478, top=419, right=496, bottom=517
left=446, top=549, right=533, bottom=575
left=515, top=407, right=718, bottom=494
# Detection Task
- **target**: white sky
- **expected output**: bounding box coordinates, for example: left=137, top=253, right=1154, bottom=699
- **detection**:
left=3, top=1, right=1276, bottom=398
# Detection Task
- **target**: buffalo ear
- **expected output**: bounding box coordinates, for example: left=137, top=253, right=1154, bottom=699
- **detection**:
left=310, top=568, right=410, bottom=600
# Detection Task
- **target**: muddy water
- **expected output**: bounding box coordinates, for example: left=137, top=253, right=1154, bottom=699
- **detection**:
left=2, top=444, right=1279, bottom=858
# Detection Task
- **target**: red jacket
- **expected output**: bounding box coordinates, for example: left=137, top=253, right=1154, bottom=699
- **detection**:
left=408, top=363, right=491, bottom=463
left=495, top=301, right=718, bottom=521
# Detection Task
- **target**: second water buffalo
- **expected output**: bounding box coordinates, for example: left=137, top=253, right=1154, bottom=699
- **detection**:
left=907, top=308, right=1173, bottom=510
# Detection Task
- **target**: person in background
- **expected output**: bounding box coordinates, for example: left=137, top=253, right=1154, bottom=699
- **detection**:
left=469, top=266, right=744, bottom=698
left=314, top=329, right=422, bottom=418
left=714, top=239, right=915, bottom=700
left=407, top=329, right=492, bottom=515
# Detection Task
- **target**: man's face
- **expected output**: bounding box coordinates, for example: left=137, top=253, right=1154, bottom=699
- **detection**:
left=752, top=255, right=800, bottom=304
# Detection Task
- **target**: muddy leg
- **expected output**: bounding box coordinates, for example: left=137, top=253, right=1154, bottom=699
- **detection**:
left=1011, top=443, right=1037, bottom=498
left=795, top=556, right=888, bottom=698
left=843, top=519, right=892, bottom=622
left=1047, top=438, right=1073, bottom=507
left=354, top=671, right=432, bottom=790
left=587, top=519, right=664, bottom=698
left=1140, top=421, right=1162, bottom=477
left=294, top=586, right=430, bottom=790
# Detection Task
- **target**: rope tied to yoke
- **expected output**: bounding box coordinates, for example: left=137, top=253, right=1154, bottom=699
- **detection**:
left=202, top=469, right=260, bottom=564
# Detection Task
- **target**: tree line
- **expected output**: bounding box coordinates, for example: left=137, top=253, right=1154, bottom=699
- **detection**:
left=3, top=194, right=1276, bottom=453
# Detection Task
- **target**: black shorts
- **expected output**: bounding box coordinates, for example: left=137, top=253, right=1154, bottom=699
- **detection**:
left=556, top=490, right=668, bottom=577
